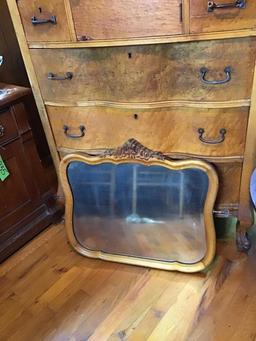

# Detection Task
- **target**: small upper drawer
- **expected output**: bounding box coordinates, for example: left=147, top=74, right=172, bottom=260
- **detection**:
left=17, top=0, right=72, bottom=42
left=0, top=107, right=19, bottom=145
left=69, top=0, right=183, bottom=40
left=47, top=105, right=248, bottom=157
left=190, top=0, right=256, bottom=34
left=31, top=38, right=256, bottom=103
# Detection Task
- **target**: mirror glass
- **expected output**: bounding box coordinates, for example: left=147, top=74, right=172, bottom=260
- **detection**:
left=67, top=161, right=209, bottom=264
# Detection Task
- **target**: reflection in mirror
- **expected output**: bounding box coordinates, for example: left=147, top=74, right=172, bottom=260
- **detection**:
left=67, top=162, right=209, bottom=264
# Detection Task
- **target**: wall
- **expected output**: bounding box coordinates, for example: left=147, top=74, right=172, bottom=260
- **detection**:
left=0, top=0, right=29, bottom=86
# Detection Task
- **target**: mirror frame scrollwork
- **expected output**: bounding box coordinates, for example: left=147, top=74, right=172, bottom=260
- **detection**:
left=60, top=139, right=219, bottom=273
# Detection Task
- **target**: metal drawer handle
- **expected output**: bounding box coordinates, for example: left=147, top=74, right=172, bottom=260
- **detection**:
left=0, top=124, right=5, bottom=137
left=213, top=209, right=230, bottom=218
left=63, top=125, right=85, bottom=139
left=31, top=15, right=57, bottom=25
left=200, top=66, right=231, bottom=85
left=208, top=0, right=246, bottom=12
left=198, top=128, right=226, bottom=145
left=48, top=72, right=73, bottom=81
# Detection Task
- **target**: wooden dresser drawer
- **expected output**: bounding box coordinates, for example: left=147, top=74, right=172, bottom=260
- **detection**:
left=0, top=107, right=18, bottom=145
left=190, top=0, right=256, bottom=34
left=31, top=38, right=256, bottom=103
left=17, top=0, right=72, bottom=42
left=70, top=0, right=183, bottom=40
left=47, top=106, right=248, bottom=157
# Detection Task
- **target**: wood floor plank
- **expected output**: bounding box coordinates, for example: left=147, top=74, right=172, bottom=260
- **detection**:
left=0, top=223, right=255, bottom=341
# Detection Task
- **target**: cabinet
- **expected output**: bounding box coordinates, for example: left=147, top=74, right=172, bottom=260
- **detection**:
left=7, top=0, right=256, bottom=266
left=0, top=83, right=61, bottom=262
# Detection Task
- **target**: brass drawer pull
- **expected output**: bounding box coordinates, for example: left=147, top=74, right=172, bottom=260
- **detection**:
left=48, top=72, right=73, bottom=81
left=200, top=66, right=231, bottom=85
left=0, top=124, right=5, bottom=137
left=63, top=125, right=85, bottom=139
left=198, top=128, right=226, bottom=145
left=31, top=15, right=57, bottom=25
left=208, top=0, right=245, bottom=12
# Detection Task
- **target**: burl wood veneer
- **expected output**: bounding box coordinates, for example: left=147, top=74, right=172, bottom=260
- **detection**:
left=30, top=38, right=256, bottom=103
left=47, top=106, right=248, bottom=157
left=70, top=0, right=183, bottom=40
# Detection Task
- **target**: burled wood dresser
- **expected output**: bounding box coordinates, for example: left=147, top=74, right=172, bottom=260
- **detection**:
left=7, top=0, right=256, bottom=251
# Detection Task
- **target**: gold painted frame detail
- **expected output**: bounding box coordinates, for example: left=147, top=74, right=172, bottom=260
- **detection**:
left=60, top=139, right=219, bottom=273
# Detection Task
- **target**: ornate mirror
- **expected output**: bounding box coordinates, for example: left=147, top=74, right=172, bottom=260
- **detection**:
left=60, top=139, right=218, bottom=272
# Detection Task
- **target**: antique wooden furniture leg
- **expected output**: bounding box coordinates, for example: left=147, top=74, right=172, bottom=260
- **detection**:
left=237, top=61, right=256, bottom=252
left=237, top=179, right=254, bottom=252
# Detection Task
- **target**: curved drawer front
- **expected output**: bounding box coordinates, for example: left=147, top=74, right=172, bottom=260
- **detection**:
left=190, top=0, right=256, bottom=34
left=31, top=38, right=256, bottom=103
left=47, top=106, right=248, bottom=157
left=17, top=0, right=71, bottom=42
left=70, top=0, right=183, bottom=40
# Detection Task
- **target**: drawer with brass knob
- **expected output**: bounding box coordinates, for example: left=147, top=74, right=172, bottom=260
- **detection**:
left=47, top=105, right=248, bottom=157
left=30, top=37, right=256, bottom=104
left=190, top=0, right=256, bottom=34
left=17, top=0, right=72, bottom=42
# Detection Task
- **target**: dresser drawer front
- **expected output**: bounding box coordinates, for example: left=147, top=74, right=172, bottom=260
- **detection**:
left=31, top=38, right=256, bottom=103
left=0, top=108, right=18, bottom=145
left=17, top=0, right=71, bottom=42
left=70, top=0, right=183, bottom=40
left=47, top=106, right=248, bottom=157
left=190, top=0, right=256, bottom=34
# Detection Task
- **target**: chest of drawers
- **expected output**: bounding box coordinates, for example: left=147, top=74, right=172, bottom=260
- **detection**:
left=7, top=0, right=256, bottom=257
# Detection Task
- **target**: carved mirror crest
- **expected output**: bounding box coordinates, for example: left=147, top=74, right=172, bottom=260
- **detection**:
left=60, top=139, right=218, bottom=272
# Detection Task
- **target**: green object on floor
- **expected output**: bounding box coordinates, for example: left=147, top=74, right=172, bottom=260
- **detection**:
left=0, top=155, right=10, bottom=181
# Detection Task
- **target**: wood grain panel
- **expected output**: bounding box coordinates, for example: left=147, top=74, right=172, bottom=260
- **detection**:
left=0, top=142, right=32, bottom=222
left=30, top=38, right=256, bottom=103
left=190, top=0, right=256, bottom=34
left=215, top=162, right=242, bottom=209
left=17, top=0, right=71, bottom=42
left=47, top=106, right=249, bottom=157
left=0, top=108, right=19, bottom=145
left=70, top=0, right=183, bottom=40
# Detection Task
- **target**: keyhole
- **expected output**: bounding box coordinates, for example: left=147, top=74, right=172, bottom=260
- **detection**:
left=134, top=114, right=138, bottom=120
left=38, top=7, right=42, bottom=13
left=128, top=52, right=132, bottom=59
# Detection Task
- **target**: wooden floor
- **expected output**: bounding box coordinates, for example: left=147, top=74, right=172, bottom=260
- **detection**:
left=0, top=222, right=256, bottom=341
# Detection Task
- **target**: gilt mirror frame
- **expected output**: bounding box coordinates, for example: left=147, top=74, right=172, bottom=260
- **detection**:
left=60, top=139, right=219, bottom=273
